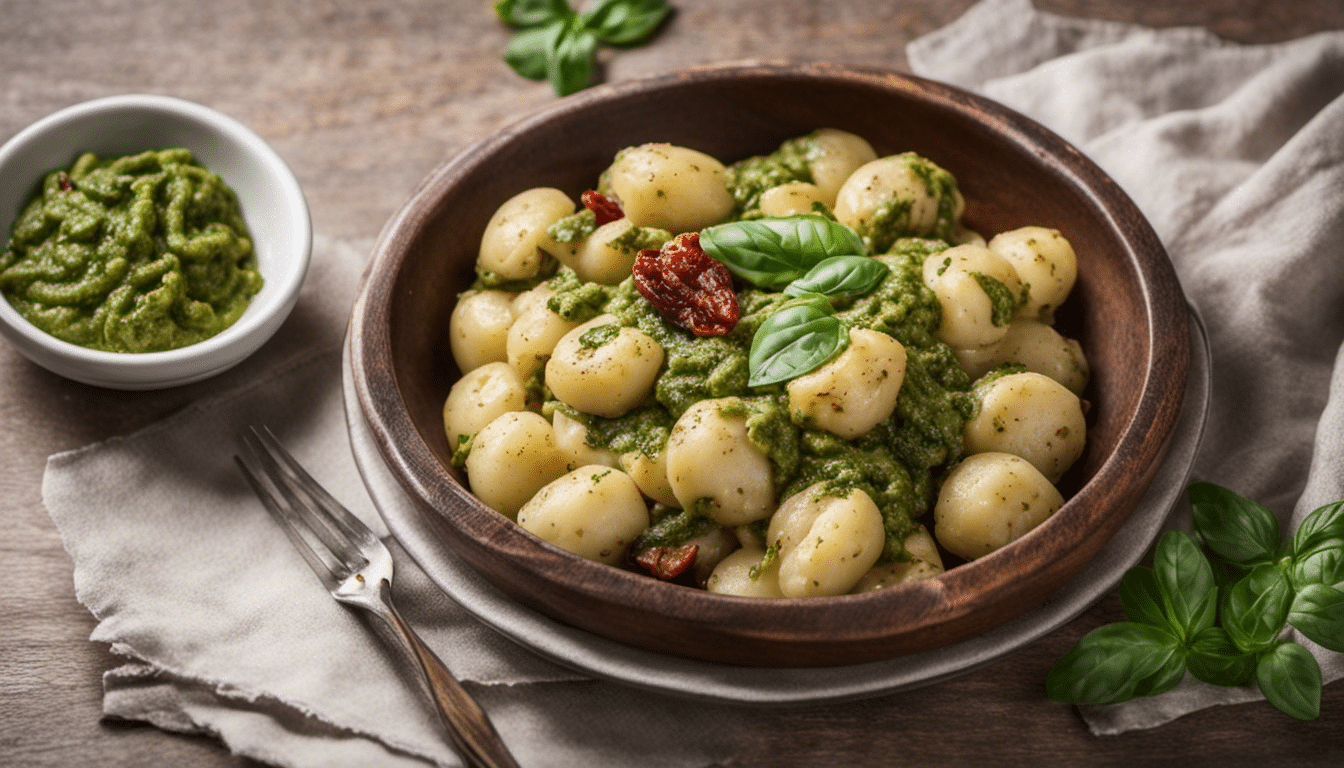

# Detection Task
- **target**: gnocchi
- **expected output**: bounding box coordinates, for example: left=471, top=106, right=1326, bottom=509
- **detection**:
left=546, top=314, right=665, bottom=418
left=442, top=129, right=1091, bottom=599
left=933, top=452, right=1064, bottom=560
left=963, top=371, right=1087, bottom=483
left=478, top=187, right=574, bottom=281
left=768, top=483, right=886, bottom=598
left=664, top=398, right=775, bottom=526
left=517, top=466, right=650, bottom=565
left=603, top=143, right=735, bottom=233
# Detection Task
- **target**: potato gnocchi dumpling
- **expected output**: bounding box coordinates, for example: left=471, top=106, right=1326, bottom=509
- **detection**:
left=934, top=452, right=1064, bottom=560
left=954, top=319, right=1090, bottom=396
left=443, top=129, right=1092, bottom=599
left=443, top=362, right=527, bottom=449
left=619, top=448, right=680, bottom=508
left=922, top=244, right=1026, bottom=350
left=788, top=327, right=908, bottom=439
left=758, top=181, right=825, bottom=217
left=851, top=525, right=945, bottom=592
left=987, top=226, right=1077, bottom=322
left=963, top=371, right=1086, bottom=483
left=464, top=411, right=570, bottom=518
left=449, top=289, right=516, bottom=374
left=553, top=410, right=620, bottom=470
left=478, top=187, right=574, bottom=281
left=706, top=547, right=785, bottom=598
left=546, top=314, right=665, bottom=419
left=834, top=153, right=963, bottom=249
left=603, top=143, right=735, bottom=233
left=505, top=288, right=582, bottom=380
left=517, top=466, right=650, bottom=565
left=805, top=128, right=879, bottom=207
left=665, top=398, right=775, bottom=526
left=768, top=483, right=886, bottom=598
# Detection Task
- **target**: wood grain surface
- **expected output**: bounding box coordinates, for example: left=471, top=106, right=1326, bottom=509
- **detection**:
left=2, top=2, right=1341, bottom=767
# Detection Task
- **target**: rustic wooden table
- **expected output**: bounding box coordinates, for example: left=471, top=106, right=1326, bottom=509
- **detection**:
left=2, top=1, right=1342, bottom=766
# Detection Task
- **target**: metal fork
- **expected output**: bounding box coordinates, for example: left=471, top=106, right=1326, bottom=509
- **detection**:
left=235, top=426, right=520, bottom=768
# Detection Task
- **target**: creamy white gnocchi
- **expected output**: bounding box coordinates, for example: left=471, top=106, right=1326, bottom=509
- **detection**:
left=444, top=128, right=1091, bottom=595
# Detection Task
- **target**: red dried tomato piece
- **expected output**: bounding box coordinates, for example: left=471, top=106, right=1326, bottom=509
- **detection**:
left=634, top=543, right=699, bottom=581
left=57, top=171, right=74, bottom=192
left=632, top=232, right=740, bottom=337
left=581, top=189, right=624, bottom=226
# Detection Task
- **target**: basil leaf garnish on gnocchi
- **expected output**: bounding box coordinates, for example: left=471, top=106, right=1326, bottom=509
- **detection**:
left=747, top=294, right=848, bottom=387
left=700, top=215, right=866, bottom=290
left=783, top=255, right=889, bottom=298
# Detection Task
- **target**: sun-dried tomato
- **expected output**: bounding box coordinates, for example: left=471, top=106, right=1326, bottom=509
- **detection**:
left=634, top=543, right=699, bottom=581
left=57, top=172, right=74, bottom=192
left=632, top=232, right=740, bottom=337
left=581, top=189, right=624, bottom=226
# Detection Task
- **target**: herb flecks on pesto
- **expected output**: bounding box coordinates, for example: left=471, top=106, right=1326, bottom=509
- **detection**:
left=0, top=149, right=263, bottom=353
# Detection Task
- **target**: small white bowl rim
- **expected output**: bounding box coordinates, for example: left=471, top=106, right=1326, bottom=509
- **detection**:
left=0, top=94, right=310, bottom=383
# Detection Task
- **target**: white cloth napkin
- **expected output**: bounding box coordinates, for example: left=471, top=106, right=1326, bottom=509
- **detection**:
left=42, top=2, right=1344, bottom=763
left=909, top=0, right=1344, bottom=734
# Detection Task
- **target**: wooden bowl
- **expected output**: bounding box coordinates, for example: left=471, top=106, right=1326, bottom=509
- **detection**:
left=349, top=62, right=1189, bottom=667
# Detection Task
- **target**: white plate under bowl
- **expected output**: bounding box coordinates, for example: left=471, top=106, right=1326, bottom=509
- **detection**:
left=341, top=308, right=1210, bottom=706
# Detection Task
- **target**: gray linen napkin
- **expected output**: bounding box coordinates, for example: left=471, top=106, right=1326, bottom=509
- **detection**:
left=909, top=0, right=1344, bottom=734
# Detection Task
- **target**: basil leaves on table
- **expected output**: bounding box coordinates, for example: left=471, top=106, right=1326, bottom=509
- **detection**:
left=700, top=215, right=868, bottom=290
left=496, top=0, right=672, bottom=96
left=1047, top=481, right=1344, bottom=720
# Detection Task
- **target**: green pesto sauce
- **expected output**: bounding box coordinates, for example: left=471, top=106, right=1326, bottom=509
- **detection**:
left=542, top=238, right=972, bottom=560
left=722, top=131, right=821, bottom=219
left=547, top=207, right=597, bottom=243
left=609, top=223, right=672, bottom=254
left=0, top=149, right=263, bottom=353
left=631, top=503, right=719, bottom=551
left=971, top=271, right=1022, bottom=327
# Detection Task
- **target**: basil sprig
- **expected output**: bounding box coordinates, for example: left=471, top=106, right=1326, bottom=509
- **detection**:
left=747, top=294, right=848, bottom=388
left=700, top=214, right=867, bottom=290
left=1047, top=481, right=1344, bottom=720
left=496, top=0, right=672, bottom=96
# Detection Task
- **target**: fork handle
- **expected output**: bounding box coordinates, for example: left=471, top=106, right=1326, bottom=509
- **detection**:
left=377, top=581, right=522, bottom=768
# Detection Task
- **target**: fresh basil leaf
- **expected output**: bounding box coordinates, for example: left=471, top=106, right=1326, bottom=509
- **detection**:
left=545, top=17, right=598, bottom=96
left=1290, top=538, right=1344, bottom=590
left=496, top=0, right=572, bottom=27
left=1256, top=642, right=1322, bottom=721
left=1222, top=563, right=1294, bottom=653
left=1186, top=626, right=1257, bottom=687
left=783, top=255, right=889, bottom=298
left=1045, top=623, right=1184, bottom=706
left=1288, top=583, right=1344, bottom=652
left=700, top=215, right=866, bottom=290
left=1188, top=481, right=1281, bottom=564
left=1154, top=530, right=1218, bottom=642
left=1292, top=500, right=1344, bottom=556
left=580, top=0, right=671, bottom=44
left=747, top=297, right=846, bottom=388
left=1119, top=566, right=1170, bottom=629
left=503, top=21, right=560, bottom=80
